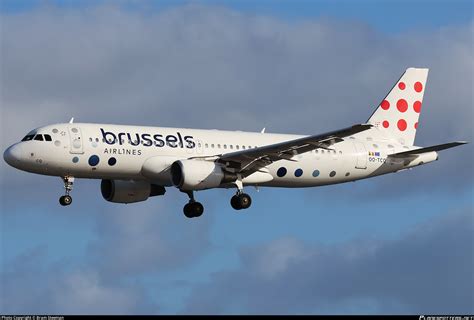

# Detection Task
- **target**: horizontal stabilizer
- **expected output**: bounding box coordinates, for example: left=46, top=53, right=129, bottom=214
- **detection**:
left=388, top=141, right=468, bottom=158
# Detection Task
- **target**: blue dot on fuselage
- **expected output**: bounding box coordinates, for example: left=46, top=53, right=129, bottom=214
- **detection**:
left=295, top=169, right=303, bottom=177
left=277, top=167, right=287, bottom=177
left=108, top=157, right=117, bottom=166
left=88, top=155, right=100, bottom=166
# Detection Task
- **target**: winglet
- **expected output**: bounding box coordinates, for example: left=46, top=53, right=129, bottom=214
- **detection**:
left=69, top=117, right=74, bottom=124
left=261, top=127, right=266, bottom=134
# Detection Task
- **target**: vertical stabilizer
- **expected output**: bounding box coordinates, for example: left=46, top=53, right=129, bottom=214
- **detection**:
left=367, top=68, right=429, bottom=146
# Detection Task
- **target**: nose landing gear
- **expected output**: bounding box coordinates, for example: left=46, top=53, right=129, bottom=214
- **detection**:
left=59, top=176, right=74, bottom=206
left=59, top=195, right=72, bottom=206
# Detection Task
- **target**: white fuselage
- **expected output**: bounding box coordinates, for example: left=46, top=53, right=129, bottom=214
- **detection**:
left=4, top=122, right=437, bottom=189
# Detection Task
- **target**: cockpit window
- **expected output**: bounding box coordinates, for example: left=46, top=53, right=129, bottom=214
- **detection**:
left=21, top=133, right=53, bottom=142
left=21, top=135, right=34, bottom=141
left=21, top=129, right=38, bottom=142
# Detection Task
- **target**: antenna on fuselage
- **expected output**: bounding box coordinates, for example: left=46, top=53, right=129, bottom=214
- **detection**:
left=69, top=117, right=74, bottom=124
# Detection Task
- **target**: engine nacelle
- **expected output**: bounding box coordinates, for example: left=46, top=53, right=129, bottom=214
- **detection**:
left=141, top=155, right=179, bottom=186
left=170, top=160, right=236, bottom=191
left=101, top=179, right=166, bottom=204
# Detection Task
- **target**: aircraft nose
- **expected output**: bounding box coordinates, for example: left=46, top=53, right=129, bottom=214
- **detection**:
left=3, top=144, right=24, bottom=168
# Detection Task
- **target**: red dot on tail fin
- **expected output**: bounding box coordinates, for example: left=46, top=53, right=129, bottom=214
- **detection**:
left=383, top=121, right=389, bottom=128
left=397, top=119, right=407, bottom=131
left=414, top=82, right=423, bottom=92
left=397, top=99, right=408, bottom=112
left=398, top=82, right=406, bottom=90
left=381, top=100, right=390, bottom=110
left=413, top=101, right=422, bottom=113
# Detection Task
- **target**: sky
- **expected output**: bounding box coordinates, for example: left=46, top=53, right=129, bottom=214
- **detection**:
left=0, top=0, right=473, bottom=315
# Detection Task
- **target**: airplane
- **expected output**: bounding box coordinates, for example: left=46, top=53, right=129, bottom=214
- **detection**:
left=3, top=68, right=467, bottom=218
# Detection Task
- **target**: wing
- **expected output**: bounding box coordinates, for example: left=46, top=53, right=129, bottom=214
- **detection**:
left=213, top=124, right=372, bottom=175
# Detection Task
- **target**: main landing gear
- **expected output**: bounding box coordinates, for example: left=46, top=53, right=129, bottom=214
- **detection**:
left=230, top=177, right=252, bottom=211
left=183, top=191, right=204, bottom=219
left=230, top=192, right=252, bottom=210
left=59, top=176, right=74, bottom=206
left=181, top=179, right=252, bottom=218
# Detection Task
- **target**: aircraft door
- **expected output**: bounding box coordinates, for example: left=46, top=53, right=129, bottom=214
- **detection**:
left=353, top=141, right=367, bottom=169
left=69, top=127, right=84, bottom=154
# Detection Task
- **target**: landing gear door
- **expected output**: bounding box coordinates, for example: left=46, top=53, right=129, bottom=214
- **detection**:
left=69, top=127, right=84, bottom=154
left=353, top=141, right=367, bottom=169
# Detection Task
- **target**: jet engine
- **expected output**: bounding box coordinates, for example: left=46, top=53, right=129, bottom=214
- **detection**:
left=170, top=160, right=236, bottom=191
left=100, top=179, right=165, bottom=204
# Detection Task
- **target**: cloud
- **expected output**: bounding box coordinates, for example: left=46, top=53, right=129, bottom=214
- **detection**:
left=183, top=209, right=474, bottom=314
left=0, top=246, right=154, bottom=314
left=0, top=196, right=213, bottom=314
left=87, top=199, right=213, bottom=277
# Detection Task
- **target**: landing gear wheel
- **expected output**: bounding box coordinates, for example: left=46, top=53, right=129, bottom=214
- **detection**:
left=59, top=176, right=74, bottom=207
left=231, top=195, right=242, bottom=210
left=238, top=193, right=252, bottom=209
left=59, top=195, right=72, bottom=206
left=183, top=201, right=204, bottom=218
left=231, top=193, right=252, bottom=210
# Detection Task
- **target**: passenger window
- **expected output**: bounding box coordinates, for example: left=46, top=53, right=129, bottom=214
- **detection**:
left=230, top=145, right=233, bottom=149
left=34, top=135, right=44, bottom=141
left=236, top=145, right=240, bottom=150
left=211, top=144, right=215, bottom=148
left=205, top=143, right=208, bottom=148
left=223, top=144, right=227, bottom=149
left=44, top=134, right=52, bottom=141
left=242, top=146, right=246, bottom=149
left=217, top=144, right=221, bottom=148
